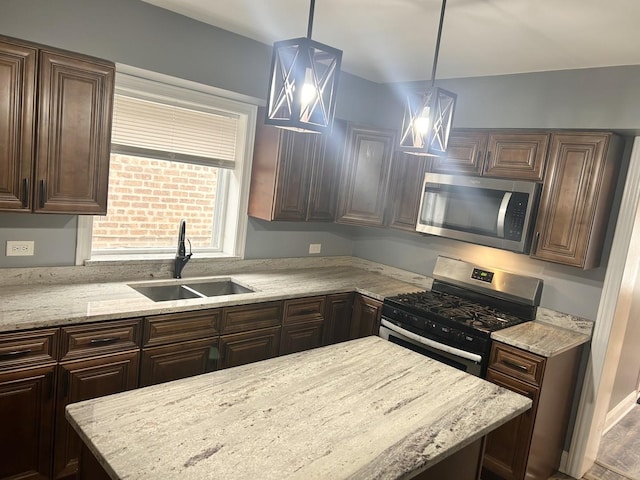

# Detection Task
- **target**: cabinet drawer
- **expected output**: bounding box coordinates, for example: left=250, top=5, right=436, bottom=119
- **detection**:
left=489, top=342, right=545, bottom=386
left=283, top=296, right=325, bottom=324
left=0, top=328, right=59, bottom=370
left=143, top=310, right=220, bottom=347
left=60, top=319, right=141, bottom=361
left=221, top=302, right=283, bottom=334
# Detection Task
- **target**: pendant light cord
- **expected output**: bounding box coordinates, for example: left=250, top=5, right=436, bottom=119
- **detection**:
left=430, top=0, right=447, bottom=88
left=307, top=0, right=316, bottom=38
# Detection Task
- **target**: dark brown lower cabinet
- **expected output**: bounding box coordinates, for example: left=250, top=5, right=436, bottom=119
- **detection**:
left=482, top=341, right=583, bottom=480
left=0, top=364, right=56, bottom=480
left=218, top=327, right=281, bottom=369
left=323, top=293, right=354, bottom=345
left=140, top=338, right=219, bottom=387
left=53, top=351, right=139, bottom=480
left=280, top=321, right=324, bottom=355
left=350, top=294, right=383, bottom=339
left=483, top=369, right=539, bottom=479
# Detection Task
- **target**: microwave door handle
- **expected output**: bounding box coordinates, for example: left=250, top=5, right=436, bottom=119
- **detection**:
left=497, top=192, right=512, bottom=238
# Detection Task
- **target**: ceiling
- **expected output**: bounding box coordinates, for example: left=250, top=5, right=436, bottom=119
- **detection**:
left=141, top=0, right=640, bottom=84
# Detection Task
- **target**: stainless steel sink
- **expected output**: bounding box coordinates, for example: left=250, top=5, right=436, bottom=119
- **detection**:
left=183, top=280, right=253, bottom=296
left=129, top=279, right=255, bottom=302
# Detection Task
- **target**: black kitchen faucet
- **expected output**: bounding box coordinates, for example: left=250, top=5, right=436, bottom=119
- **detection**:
left=173, top=219, right=192, bottom=279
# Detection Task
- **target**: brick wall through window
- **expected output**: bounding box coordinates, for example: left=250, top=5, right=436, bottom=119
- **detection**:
left=92, top=154, right=220, bottom=251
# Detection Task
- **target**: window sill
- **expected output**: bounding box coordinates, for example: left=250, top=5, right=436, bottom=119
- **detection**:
left=85, top=253, right=241, bottom=266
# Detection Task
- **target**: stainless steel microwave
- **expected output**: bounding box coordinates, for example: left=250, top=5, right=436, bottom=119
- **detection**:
left=416, top=173, right=541, bottom=253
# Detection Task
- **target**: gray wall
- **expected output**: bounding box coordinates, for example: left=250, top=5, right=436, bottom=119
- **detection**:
left=244, top=219, right=354, bottom=259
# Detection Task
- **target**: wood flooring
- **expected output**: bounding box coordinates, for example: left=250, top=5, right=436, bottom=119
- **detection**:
left=548, top=404, right=640, bottom=480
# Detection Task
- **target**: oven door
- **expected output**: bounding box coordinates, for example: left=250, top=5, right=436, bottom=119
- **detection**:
left=379, top=318, right=483, bottom=377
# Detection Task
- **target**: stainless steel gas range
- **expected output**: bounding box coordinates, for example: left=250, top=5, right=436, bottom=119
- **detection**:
left=380, top=256, right=543, bottom=377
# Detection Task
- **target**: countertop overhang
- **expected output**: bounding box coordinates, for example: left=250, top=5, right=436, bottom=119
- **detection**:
left=66, top=336, right=532, bottom=480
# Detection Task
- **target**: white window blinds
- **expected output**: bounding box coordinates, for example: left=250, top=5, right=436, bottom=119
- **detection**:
left=111, top=94, right=239, bottom=168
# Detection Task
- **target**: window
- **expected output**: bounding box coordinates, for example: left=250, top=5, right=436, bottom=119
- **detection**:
left=77, top=66, right=257, bottom=263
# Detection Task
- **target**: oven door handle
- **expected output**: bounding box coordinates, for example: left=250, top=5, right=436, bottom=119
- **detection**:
left=380, top=319, right=483, bottom=364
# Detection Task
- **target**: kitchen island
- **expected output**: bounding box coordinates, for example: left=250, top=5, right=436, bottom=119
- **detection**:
left=66, top=336, right=531, bottom=480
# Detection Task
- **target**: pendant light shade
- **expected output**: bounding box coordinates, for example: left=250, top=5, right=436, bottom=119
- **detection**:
left=265, top=0, right=342, bottom=134
left=399, top=0, right=456, bottom=156
left=400, top=86, right=456, bottom=156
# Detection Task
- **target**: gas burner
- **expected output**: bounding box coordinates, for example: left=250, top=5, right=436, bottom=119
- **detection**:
left=384, top=289, right=530, bottom=334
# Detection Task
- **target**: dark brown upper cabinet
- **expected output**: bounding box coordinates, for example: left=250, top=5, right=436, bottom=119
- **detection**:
left=0, top=35, right=114, bottom=214
left=336, top=124, right=396, bottom=227
left=530, top=132, right=624, bottom=269
left=248, top=109, right=345, bottom=222
left=385, top=152, right=430, bottom=232
left=432, top=129, right=549, bottom=181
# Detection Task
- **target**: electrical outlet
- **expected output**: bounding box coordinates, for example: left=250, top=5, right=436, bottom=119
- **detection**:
left=309, top=243, right=321, bottom=254
left=6, top=241, right=35, bottom=256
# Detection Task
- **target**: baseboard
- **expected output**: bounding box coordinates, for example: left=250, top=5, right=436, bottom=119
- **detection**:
left=558, top=450, right=569, bottom=473
left=603, top=391, right=638, bottom=434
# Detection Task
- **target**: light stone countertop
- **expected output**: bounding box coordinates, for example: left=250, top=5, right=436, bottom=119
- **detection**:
left=0, top=257, right=591, bottom=358
left=66, top=336, right=532, bottom=480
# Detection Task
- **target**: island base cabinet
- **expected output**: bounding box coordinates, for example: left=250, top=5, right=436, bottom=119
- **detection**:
left=0, top=365, right=56, bottom=480
left=140, top=338, right=219, bottom=387
left=482, top=369, right=538, bottom=480
left=218, top=327, right=281, bottom=369
left=53, top=351, right=139, bottom=480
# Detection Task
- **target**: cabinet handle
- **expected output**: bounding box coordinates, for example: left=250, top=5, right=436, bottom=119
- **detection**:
left=39, top=180, right=46, bottom=208
left=22, top=178, right=30, bottom=207
left=89, top=337, right=120, bottom=346
left=485, top=150, right=491, bottom=166
left=476, top=150, right=483, bottom=167
left=503, top=358, right=529, bottom=372
left=0, top=348, right=32, bottom=358
left=62, top=370, right=70, bottom=397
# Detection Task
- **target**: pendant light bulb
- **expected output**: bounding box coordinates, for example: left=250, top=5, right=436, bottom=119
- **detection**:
left=300, top=68, right=317, bottom=108
left=414, top=107, right=431, bottom=135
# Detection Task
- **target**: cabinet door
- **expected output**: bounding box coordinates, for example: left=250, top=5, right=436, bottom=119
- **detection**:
left=323, top=293, right=353, bottom=345
left=54, top=351, right=139, bottom=479
left=483, top=132, right=549, bottom=181
left=483, top=368, right=539, bottom=480
left=350, top=295, right=382, bottom=339
left=336, top=125, right=396, bottom=226
left=386, top=152, right=429, bottom=231
left=0, top=38, right=37, bottom=212
left=218, top=327, right=281, bottom=369
left=34, top=49, right=114, bottom=214
left=140, top=338, right=219, bottom=387
left=0, top=365, right=56, bottom=480
left=307, top=120, right=345, bottom=221
left=271, top=130, right=313, bottom=221
left=531, top=132, right=623, bottom=268
left=432, top=129, right=487, bottom=176
left=280, top=321, right=324, bottom=355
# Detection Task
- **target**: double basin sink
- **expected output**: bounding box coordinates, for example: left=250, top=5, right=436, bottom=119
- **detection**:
left=129, top=278, right=255, bottom=302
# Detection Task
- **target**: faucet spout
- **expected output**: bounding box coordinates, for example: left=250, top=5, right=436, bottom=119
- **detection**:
left=174, top=219, right=192, bottom=279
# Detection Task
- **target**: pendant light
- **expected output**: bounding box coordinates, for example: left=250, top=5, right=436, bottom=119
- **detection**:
left=265, top=0, right=342, bottom=134
left=399, top=0, right=457, bottom=156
